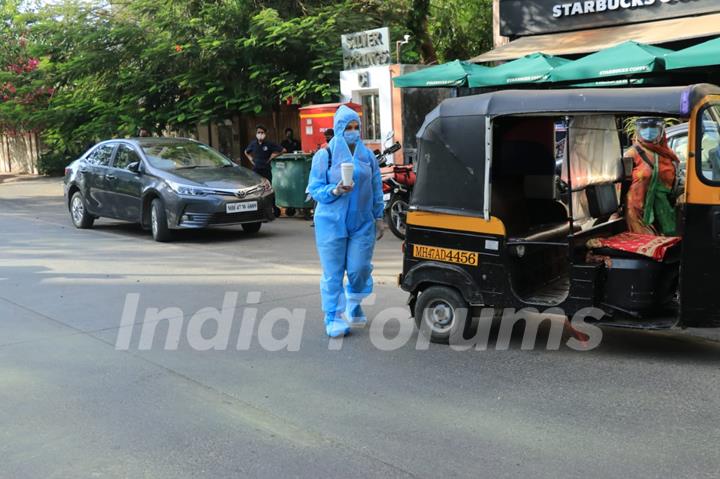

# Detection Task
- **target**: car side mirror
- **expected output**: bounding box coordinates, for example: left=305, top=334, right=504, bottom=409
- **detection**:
left=127, top=161, right=141, bottom=174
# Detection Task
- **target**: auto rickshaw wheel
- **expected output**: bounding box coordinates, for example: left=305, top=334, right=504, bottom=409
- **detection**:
left=414, top=286, right=471, bottom=344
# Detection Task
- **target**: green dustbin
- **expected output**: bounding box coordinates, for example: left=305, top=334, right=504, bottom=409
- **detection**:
left=271, top=153, right=314, bottom=218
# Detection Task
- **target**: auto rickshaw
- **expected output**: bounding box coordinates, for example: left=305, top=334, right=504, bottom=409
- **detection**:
left=399, top=84, right=720, bottom=343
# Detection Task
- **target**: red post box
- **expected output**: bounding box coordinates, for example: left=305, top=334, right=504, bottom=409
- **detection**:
left=298, top=102, right=362, bottom=153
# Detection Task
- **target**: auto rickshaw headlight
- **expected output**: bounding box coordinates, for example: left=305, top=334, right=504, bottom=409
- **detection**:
left=512, top=245, right=526, bottom=258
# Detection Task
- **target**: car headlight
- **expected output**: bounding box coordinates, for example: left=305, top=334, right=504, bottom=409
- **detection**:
left=166, top=180, right=214, bottom=196
left=260, top=178, right=273, bottom=193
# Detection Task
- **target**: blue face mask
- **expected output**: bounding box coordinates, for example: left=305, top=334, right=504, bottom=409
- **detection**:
left=639, top=127, right=661, bottom=142
left=344, top=130, right=360, bottom=145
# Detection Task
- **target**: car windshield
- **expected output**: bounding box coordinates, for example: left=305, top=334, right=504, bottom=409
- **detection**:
left=141, top=142, right=233, bottom=170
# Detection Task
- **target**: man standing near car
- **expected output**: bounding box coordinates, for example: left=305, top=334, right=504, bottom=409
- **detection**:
left=245, top=124, right=284, bottom=216
left=244, top=124, right=284, bottom=181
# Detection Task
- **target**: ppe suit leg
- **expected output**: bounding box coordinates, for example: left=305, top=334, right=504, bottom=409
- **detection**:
left=317, top=236, right=347, bottom=314
left=324, top=311, right=350, bottom=338
left=317, top=236, right=351, bottom=337
left=344, top=231, right=375, bottom=324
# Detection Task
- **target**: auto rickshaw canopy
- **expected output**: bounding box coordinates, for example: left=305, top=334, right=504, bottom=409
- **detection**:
left=412, top=84, right=720, bottom=217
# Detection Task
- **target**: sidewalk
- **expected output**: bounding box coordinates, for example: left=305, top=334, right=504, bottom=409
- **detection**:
left=0, top=173, right=44, bottom=184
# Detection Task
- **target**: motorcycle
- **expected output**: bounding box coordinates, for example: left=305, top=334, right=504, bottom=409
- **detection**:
left=376, top=133, right=413, bottom=240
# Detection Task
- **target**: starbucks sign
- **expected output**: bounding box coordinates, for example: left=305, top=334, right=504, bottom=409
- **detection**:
left=500, top=0, right=720, bottom=36
left=554, top=0, right=686, bottom=18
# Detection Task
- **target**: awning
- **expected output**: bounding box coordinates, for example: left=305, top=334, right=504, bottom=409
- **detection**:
left=549, top=41, right=672, bottom=83
left=470, top=12, right=720, bottom=63
left=665, top=37, right=720, bottom=70
left=468, top=53, right=570, bottom=87
left=393, top=60, right=490, bottom=88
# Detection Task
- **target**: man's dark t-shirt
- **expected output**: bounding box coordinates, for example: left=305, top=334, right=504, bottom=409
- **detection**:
left=245, top=139, right=283, bottom=171
left=281, top=138, right=301, bottom=153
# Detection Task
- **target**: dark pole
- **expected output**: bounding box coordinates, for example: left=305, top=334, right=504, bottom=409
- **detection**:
left=565, top=116, right=573, bottom=239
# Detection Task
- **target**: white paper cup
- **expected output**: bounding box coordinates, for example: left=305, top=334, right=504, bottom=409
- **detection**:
left=341, top=163, right=354, bottom=186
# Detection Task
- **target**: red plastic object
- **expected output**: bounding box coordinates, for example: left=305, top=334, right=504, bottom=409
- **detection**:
left=298, top=102, right=362, bottom=153
left=393, top=164, right=416, bottom=186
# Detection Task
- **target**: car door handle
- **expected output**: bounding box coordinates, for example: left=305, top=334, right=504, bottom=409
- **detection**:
left=105, top=174, right=117, bottom=180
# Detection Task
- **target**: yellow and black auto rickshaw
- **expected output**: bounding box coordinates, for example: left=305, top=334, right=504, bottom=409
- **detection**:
left=400, top=84, right=720, bottom=343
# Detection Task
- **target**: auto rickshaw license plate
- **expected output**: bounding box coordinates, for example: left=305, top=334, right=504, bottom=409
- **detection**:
left=412, top=244, right=479, bottom=266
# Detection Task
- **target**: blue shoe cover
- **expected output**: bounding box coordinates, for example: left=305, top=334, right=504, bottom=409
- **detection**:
left=324, top=313, right=350, bottom=338
left=346, top=304, right=367, bottom=325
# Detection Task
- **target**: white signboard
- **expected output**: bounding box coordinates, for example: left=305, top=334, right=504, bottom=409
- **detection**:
left=341, top=27, right=392, bottom=71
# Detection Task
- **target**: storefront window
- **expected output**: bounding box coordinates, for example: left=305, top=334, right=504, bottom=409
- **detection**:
left=361, top=92, right=381, bottom=141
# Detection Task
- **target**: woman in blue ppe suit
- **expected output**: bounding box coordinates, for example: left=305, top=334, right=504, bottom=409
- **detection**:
left=308, top=105, right=385, bottom=337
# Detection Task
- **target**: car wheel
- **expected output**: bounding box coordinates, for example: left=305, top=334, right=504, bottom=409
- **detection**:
left=150, top=198, right=172, bottom=242
left=414, top=286, right=471, bottom=344
left=69, top=191, right=95, bottom=229
left=242, top=222, right=262, bottom=234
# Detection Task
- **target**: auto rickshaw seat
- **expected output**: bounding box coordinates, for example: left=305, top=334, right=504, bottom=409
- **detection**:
left=586, top=183, right=619, bottom=220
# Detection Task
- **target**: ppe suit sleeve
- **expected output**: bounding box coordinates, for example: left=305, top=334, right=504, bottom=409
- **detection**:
left=371, top=153, right=384, bottom=220
left=308, top=149, right=339, bottom=204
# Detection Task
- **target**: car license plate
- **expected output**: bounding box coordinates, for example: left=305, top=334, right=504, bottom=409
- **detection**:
left=412, top=244, right=479, bottom=266
left=226, top=201, right=258, bottom=214
left=383, top=193, right=391, bottom=201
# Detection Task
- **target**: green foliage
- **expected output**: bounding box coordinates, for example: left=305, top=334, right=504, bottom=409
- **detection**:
left=37, top=149, right=73, bottom=176
left=429, top=0, right=494, bottom=63
left=0, top=0, right=493, bottom=170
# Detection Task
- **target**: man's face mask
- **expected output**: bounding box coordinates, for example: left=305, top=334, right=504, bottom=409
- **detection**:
left=256, top=132, right=266, bottom=141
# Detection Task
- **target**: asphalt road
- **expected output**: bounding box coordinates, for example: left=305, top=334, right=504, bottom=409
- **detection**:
left=1, top=177, right=720, bottom=479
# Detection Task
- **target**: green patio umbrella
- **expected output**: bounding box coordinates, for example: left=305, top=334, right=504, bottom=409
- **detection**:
left=550, top=41, right=672, bottom=83
left=393, top=60, right=491, bottom=88
left=665, top=37, right=720, bottom=70
left=467, top=52, right=571, bottom=88
left=572, top=78, right=647, bottom=88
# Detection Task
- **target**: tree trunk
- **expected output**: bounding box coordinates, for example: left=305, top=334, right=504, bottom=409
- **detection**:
left=407, top=0, right=438, bottom=64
